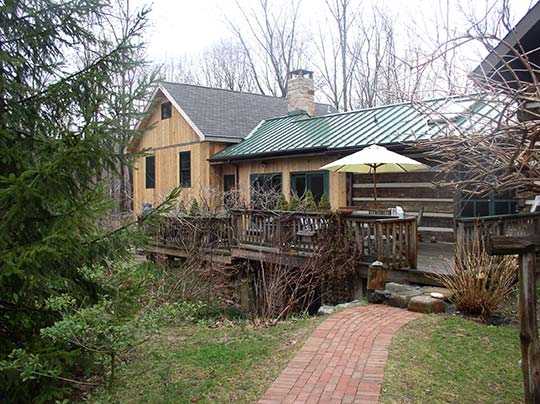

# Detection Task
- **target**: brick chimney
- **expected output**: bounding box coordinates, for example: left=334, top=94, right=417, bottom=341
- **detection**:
left=287, top=69, right=315, bottom=117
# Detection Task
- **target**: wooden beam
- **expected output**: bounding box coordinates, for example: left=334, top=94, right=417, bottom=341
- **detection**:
left=148, top=246, right=233, bottom=265
left=487, top=235, right=540, bottom=255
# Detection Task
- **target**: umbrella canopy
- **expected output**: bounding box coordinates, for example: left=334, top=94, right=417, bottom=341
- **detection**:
left=320, top=144, right=428, bottom=207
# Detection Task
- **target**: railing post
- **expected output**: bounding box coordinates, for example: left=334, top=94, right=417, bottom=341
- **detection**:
left=409, top=219, right=417, bottom=269
left=375, top=221, right=383, bottom=262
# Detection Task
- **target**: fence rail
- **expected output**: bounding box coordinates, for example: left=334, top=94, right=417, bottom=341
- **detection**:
left=456, top=212, right=540, bottom=248
left=154, top=210, right=418, bottom=270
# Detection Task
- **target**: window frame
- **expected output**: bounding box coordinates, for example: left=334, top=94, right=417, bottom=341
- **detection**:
left=145, top=155, right=155, bottom=189
left=290, top=170, right=329, bottom=202
left=178, top=151, right=191, bottom=188
left=161, top=101, right=172, bottom=120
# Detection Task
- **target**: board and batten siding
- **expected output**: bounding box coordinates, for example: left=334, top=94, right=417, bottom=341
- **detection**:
left=351, top=170, right=456, bottom=241
left=132, top=97, right=228, bottom=212
left=228, top=155, right=348, bottom=209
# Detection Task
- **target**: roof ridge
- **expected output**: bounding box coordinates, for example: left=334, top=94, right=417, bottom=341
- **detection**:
left=299, top=93, right=481, bottom=122
left=160, top=81, right=332, bottom=107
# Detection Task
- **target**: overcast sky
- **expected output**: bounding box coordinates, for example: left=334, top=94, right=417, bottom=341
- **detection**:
left=138, top=0, right=535, bottom=64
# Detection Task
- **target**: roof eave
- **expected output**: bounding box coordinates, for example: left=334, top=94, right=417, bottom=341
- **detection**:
left=472, top=2, right=540, bottom=80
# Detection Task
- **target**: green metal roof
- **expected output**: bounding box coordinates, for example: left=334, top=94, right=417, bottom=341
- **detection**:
left=210, top=95, right=497, bottom=161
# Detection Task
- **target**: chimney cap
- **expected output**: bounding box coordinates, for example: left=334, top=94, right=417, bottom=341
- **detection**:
left=289, top=69, right=314, bottom=79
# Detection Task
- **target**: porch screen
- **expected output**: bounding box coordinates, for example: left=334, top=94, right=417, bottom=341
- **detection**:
left=250, top=173, right=282, bottom=208
left=291, top=171, right=328, bottom=203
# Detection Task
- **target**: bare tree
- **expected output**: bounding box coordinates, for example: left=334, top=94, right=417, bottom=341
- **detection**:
left=419, top=1, right=539, bottom=198
left=314, top=0, right=359, bottom=111
left=160, top=55, right=201, bottom=85
left=199, top=40, right=258, bottom=92
left=224, top=0, right=307, bottom=96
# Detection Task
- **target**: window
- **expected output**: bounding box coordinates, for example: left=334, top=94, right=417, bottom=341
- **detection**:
left=145, top=155, right=155, bottom=189
left=223, top=174, right=236, bottom=207
left=459, top=190, right=517, bottom=217
left=291, top=171, right=328, bottom=203
left=161, top=101, right=172, bottom=119
left=250, top=173, right=282, bottom=208
left=179, top=151, right=191, bottom=188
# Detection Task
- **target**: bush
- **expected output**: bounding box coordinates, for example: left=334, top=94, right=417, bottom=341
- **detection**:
left=274, top=193, right=289, bottom=211
left=439, top=228, right=517, bottom=319
left=300, top=190, right=317, bottom=212
left=189, top=199, right=200, bottom=215
left=318, top=192, right=331, bottom=211
left=289, top=194, right=300, bottom=211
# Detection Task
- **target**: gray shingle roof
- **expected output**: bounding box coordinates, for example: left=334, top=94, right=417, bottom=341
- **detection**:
left=161, top=82, right=335, bottom=140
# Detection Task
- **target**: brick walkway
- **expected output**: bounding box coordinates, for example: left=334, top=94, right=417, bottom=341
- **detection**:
left=258, top=305, right=422, bottom=404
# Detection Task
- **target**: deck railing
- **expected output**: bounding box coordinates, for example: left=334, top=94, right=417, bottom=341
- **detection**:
left=230, top=210, right=418, bottom=269
left=157, top=215, right=232, bottom=252
left=153, top=210, right=418, bottom=270
left=455, top=212, right=540, bottom=248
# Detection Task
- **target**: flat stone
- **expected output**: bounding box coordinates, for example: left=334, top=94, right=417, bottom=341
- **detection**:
left=335, top=300, right=366, bottom=310
left=445, top=303, right=456, bottom=314
left=421, top=287, right=454, bottom=301
left=430, top=292, right=445, bottom=299
left=317, top=305, right=335, bottom=315
left=387, top=290, right=424, bottom=308
left=407, top=295, right=446, bottom=314
left=385, top=282, right=419, bottom=293
left=367, top=290, right=390, bottom=304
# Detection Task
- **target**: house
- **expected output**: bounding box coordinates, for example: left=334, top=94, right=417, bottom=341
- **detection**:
left=210, top=73, right=512, bottom=241
left=130, top=76, right=335, bottom=212
left=133, top=69, right=521, bottom=242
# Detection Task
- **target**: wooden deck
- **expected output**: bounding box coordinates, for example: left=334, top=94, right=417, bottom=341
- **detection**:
left=416, top=242, right=455, bottom=275
left=148, top=211, right=540, bottom=287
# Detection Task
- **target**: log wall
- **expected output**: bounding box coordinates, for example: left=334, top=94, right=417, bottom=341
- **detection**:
left=351, top=170, right=456, bottom=241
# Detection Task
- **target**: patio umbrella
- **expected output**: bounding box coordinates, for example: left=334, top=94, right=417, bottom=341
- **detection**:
left=320, top=144, right=428, bottom=208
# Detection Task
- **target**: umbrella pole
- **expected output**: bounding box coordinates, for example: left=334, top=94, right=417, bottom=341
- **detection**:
left=372, top=165, right=378, bottom=209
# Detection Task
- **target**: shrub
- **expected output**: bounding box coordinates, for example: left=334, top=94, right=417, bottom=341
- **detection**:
left=274, top=193, right=289, bottom=211
left=189, top=199, right=200, bottom=215
left=318, top=192, right=331, bottom=211
left=300, top=190, right=317, bottom=212
left=177, top=201, right=187, bottom=215
left=439, top=228, right=517, bottom=319
left=289, top=194, right=301, bottom=211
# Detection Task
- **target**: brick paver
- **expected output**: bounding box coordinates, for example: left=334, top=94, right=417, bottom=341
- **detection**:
left=258, top=305, right=422, bottom=404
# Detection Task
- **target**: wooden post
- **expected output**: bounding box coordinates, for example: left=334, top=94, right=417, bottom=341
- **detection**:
left=488, top=235, right=540, bottom=404
left=367, top=260, right=387, bottom=291
left=367, top=260, right=388, bottom=304
left=519, top=250, right=540, bottom=404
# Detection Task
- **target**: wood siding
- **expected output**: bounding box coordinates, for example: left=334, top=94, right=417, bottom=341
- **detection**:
left=224, top=155, right=347, bottom=209
left=132, top=96, right=229, bottom=212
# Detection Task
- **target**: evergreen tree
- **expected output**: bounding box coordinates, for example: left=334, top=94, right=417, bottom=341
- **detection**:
left=318, top=192, right=331, bottom=212
left=289, top=193, right=301, bottom=211
left=300, top=190, right=318, bottom=212
left=274, top=193, right=289, bottom=211
left=0, top=1, right=175, bottom=400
